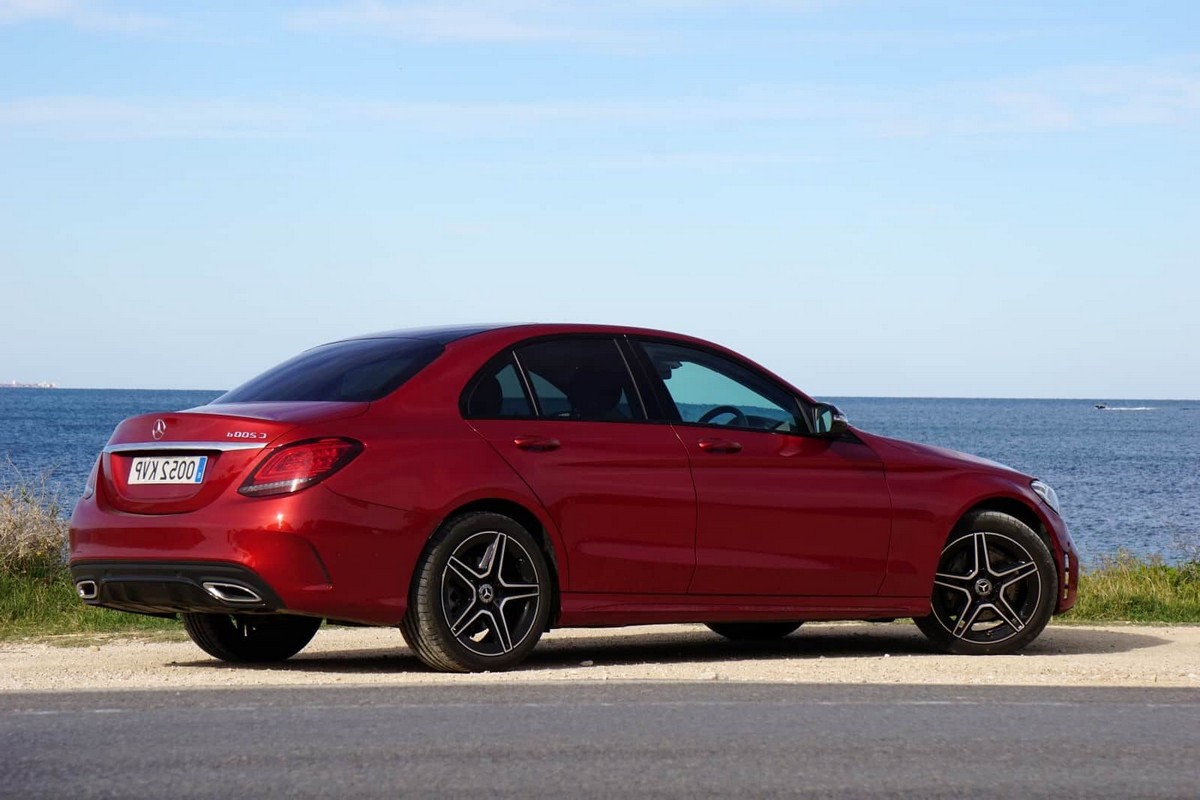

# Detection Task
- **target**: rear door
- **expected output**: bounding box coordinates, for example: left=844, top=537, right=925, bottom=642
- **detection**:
left=464, top=337, right=697, bottom=595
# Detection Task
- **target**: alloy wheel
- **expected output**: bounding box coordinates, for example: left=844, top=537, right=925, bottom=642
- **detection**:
left=440, top=530, right=542, bottom=657
left=929, top=530, right=1043, bottom=645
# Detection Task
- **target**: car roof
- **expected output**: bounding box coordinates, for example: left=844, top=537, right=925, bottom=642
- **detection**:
left=337, top=322, right=691, bottom=346
left=338, top=323, right=816, bottom=405
left=337, top=324, right=512, bottom=345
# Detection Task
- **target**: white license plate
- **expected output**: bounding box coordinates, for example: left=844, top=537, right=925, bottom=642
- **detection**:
left=128, top=455, right=208, bottom=485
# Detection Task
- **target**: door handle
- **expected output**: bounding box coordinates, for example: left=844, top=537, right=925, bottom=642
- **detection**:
left=697, top=438, right=742, bottom=454
left=513, top=435, right=561, bottom=452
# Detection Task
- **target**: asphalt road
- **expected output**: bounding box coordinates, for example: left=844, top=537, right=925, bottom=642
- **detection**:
left=2, top=683, right=1198, bottom=799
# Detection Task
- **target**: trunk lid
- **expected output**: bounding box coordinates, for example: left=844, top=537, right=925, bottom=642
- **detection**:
left=99, top=402, right=368, bottom=514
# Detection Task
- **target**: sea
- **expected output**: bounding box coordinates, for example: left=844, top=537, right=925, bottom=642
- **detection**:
left=1, top=389, right=1196, bottom=566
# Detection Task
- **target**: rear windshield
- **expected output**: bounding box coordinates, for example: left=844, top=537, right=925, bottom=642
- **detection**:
left=213, top=338, right=443, bottom=404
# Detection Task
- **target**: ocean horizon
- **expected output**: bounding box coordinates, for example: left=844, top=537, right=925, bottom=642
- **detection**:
left=2, top=388, right=1196, bottom=567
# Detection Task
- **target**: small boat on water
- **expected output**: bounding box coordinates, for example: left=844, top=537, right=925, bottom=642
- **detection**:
left=1095, top=403, right=1108, bottom=409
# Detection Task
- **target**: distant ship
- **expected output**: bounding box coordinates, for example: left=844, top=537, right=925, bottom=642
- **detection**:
left=2, top=380, right=58, bottom=389
left=1094, top=403, right=1107, bottom=409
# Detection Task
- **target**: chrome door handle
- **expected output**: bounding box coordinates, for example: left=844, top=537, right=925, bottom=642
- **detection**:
left=697, top=438, right=742, bottom=454
left=513, top=436, right=561, bottom=452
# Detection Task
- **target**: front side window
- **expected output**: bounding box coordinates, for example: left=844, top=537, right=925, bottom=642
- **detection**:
left=636, top=340, right=804, bottom=433
left=514, top=338, right=645, bottom=422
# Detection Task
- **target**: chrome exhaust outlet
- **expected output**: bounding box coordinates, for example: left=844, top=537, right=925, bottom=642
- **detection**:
left=76, top=580, right=98, bottom=600
left=202, top=582, right=263, bottom=604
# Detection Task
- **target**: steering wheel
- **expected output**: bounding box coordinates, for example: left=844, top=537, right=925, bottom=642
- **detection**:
left=697, top=405, right=748, bottom=427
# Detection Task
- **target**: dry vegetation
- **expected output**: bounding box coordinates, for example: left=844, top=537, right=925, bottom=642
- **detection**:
left=0, top=477, right=175, bottom=639
left=0, top=475, right=68, bottom=571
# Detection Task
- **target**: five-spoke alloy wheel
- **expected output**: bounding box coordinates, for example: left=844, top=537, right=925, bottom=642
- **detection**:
left=402, top=512, right=552, bottom=672
left=915, top=511, right=1057, bottom=655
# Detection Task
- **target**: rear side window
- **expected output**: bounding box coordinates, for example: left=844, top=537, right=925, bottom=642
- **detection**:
left=214, top=338, right=443, bottom=404
left=463, top=358, right=534, bottom=418
left=515, top=338, right=645, bottom=422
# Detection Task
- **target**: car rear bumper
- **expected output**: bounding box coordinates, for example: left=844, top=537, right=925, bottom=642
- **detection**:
left=69, top=560, right=286, bottom=617
left=68, top=485, right=430, bottom=625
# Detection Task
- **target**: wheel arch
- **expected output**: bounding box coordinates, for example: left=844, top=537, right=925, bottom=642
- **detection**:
left=433, top=497, right=564, bottom=627
left=954, top=496, right=1053, bottom=552
left=949, top=494, right=1069, bottom=601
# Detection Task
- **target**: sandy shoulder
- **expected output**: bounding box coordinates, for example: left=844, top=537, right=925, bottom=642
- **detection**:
left=1, top=622, right=1198, bottom=692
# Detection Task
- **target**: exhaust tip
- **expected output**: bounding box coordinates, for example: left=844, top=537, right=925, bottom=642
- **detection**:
left=76, top=580, right=98, bottom=600
left=202, top=582, right=263, bottom=604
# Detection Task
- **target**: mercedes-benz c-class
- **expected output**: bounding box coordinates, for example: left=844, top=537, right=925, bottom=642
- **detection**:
left=69, top=324, right=1077, bottom=672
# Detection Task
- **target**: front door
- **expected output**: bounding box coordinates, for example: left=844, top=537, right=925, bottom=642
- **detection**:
left=632, top=339, right=892, bottom=597
left=464, top=337, right=697, bottom=595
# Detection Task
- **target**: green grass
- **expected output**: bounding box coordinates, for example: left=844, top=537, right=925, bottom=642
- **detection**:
left=0, top=474, right=177, bottom=640
left=1066, top=552, right=1200, bottom=624
left=1, top=555, right=1197, bottom=640
left=0, top=562, right=179, bottom=639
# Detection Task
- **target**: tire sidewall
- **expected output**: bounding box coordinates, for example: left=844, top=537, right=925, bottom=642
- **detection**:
left=917, top=511, right=1059, bottom=656
left=706, top=621, right=803, bottom=641
left=416, top=512, right=552, bottom=672
left=182, top=613, right=321, bottom=662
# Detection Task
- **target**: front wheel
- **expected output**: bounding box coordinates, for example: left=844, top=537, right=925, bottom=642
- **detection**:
left=914, top=511, right=1057, bottom=655
left=182, top=613, right=322, bottom=662
left=705, top=622, right=803, bottom=641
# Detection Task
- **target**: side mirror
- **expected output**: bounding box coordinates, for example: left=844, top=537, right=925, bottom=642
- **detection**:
left=812, top=402, right=849, bottom=437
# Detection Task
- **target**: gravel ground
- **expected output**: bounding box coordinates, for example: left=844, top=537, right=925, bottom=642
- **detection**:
left=2, top=621, right=1198, bottom=691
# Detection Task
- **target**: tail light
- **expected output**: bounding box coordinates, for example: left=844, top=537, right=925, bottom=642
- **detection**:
left=82, top=456, right=100, bottom=500
left=239, top=438, right=363, bottom=497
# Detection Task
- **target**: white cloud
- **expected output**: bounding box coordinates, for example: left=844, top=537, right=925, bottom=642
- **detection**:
left=286, top=0, right=842, bottom=46
left=0, top=0, right=166, bottom=32
left=0, top=97, right=306, bottom=139
left=2, top=58, right=1197, bottom=140
left=884, top=59, right=1200, bottom=138
left=0, top=93, right=886, bottom=139
left=288, top=1, right=603, bottom=44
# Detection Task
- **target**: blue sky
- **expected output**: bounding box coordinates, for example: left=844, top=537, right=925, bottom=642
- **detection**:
left=1, top=1, right=1197, bottom=397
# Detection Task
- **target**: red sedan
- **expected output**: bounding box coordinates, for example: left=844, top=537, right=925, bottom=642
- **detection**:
left=69, top=324, right=1078, bottom=672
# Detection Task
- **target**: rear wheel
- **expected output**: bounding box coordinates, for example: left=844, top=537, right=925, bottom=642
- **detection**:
left=705, top=621, right=803, bottom=641
left=182, top=613, right=322, bottom=663
left=914, top=511, right=1057, bottom=655
left=401, top=512, right=552, bottom=673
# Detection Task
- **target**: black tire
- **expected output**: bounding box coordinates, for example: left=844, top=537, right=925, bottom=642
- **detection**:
left=401, top=512, right=552, bottom=673
left=705, top=622, right=803, bottom=641
left=181, top=613, right=322, bottom=663
left=914, top=510, right=1057, bottom=655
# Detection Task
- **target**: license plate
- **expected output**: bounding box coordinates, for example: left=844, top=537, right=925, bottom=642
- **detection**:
left=128, top=455, right=208, bottom=485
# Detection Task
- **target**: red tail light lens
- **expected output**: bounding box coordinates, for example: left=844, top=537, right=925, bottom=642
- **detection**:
left=239, top=438, right=363, bottom=497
